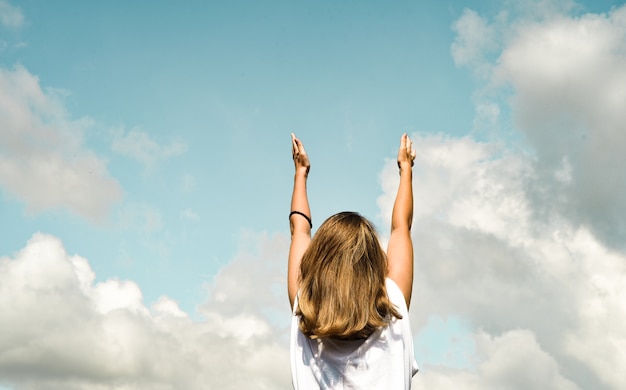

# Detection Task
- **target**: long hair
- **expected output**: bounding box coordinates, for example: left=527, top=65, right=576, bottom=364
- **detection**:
left=296, top=212, right=402, bottom=339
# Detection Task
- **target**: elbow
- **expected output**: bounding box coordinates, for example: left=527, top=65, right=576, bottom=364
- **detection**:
left=391, top=217, right=413, bottom=232
left=391, top=225, right=411, bottom=235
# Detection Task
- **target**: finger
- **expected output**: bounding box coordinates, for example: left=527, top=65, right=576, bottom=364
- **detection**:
left=291, top=133, right=299, bottom=155
left=295, top=137, right=306, bottom=155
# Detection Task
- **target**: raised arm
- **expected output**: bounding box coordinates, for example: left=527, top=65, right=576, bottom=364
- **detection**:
left=387, top=134, right=416, bottom=307
left=288, top=133, right=312, bottom=309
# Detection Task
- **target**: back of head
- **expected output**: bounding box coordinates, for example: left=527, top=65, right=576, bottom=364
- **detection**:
left=297, top=212, right=401, bottom=339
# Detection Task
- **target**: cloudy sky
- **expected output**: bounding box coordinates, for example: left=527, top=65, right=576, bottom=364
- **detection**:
left=1, top=0, right=625, bottom=388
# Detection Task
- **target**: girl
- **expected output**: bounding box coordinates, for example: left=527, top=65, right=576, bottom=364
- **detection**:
left=288, top=133, right=419, bottom=389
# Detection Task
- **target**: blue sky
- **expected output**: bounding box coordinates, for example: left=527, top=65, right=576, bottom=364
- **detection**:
left=1, top=0, right=626, bottom=389
left=1, top=0, right=484, bottom=313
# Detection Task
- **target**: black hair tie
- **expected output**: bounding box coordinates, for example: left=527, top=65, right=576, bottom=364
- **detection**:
left=289, top=211, right=312, bottom=228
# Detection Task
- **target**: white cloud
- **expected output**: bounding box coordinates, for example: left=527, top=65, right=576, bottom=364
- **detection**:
left=452, top=2, right=626, bottom=249
left=0, top=232, right=292, bottom=389
left=111, top=128, right=187, bottom=170
left=0, top=65, right=122, bottom=221
left=376, top=130, right=626, bottom=389
left=0, top=0, right=23, bottom=29
left=404, top=5, right=626, bottom=365
left=451, top=9, right=498, bottom=76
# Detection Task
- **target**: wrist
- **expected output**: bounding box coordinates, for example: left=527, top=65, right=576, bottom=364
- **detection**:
left=295, top=166, right=309, bottom=178
left=398, top=161, right=413, bottom=173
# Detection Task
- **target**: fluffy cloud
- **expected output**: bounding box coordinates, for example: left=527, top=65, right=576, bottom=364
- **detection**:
left=0, top=65, right=122, bottom=221
left=380, top=8, right=626, bottom=385
left=377, top=130, right=625, bottom=389
left=453, top=3, right=626, bottom=249
left=416, top=6, right=626, bottom=386
left=0, top=232, right=292, bottom=390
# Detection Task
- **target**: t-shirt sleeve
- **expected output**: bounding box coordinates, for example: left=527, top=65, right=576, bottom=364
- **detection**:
left=385, top=278, right=409, bottom=317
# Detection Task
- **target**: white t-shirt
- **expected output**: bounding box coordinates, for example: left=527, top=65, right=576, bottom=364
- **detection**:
left=290, top=278, right=419, bottom=389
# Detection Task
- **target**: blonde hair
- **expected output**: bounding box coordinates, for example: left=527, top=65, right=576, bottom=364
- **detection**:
left=296, top=212, right=402, bottom=339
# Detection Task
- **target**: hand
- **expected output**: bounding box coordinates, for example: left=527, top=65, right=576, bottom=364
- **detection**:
left=291, top=133, right=310, bottom=175
left=397, top=133, right=416, bottom=170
